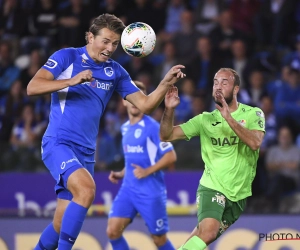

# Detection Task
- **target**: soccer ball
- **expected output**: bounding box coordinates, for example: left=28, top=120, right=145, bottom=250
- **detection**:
left=121, top=22, right=156, bottom=58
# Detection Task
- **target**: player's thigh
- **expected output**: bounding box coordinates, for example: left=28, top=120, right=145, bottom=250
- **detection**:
left=66, top=168, right=95, bottom=195
left=52, top=198, right=71, bottom=232
left=217, top=197, right=247, bottom=238
left=109, top=187, right=137, bottom=220
left=196, top=185, right=225, bottom=224
left=42, top=138, right=84, bottom=192
left=72, top=143, right=96, bottom=177
left=136, top=193, right=169, bottom=235
left=42, top=138, right=95, bottom=201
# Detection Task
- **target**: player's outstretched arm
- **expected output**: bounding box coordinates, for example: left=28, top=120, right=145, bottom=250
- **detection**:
left=126, top=65, right=186, bottom=114
left=27, top=68, right=94, bottom=96
left=132, top=150, right=177, bottom=179
left=160, top=86, right=187, bottom=142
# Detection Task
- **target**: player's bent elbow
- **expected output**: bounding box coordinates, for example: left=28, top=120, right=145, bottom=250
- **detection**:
left=142, top=108, right=153, bottom=115
left=27, top=84, right=35, bottom=96
left=250, top=141, right=260, bottom=151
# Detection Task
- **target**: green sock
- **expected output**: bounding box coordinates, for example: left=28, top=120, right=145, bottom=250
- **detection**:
left=181, top=236, right=207, bottom=250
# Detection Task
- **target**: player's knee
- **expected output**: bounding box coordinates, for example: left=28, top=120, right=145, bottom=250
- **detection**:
left=73, top=184, right=95, bottom=206
left=151, top=234, right=167, bottom=247
left=198, top=230, right=218, bottom=245
left=106, top=225, right=122, bottom=240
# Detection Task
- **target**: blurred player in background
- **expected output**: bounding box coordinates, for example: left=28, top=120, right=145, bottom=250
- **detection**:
left=160, top=68, right=265, bottom=250
left=27, top=13, right=185, bottom=250
left=106, top=80, right=176, bottom=250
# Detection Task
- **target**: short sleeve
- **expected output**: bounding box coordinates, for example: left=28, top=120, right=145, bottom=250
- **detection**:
left=149, top=122, right=173, bottom=155
left=247, top=107, right=266, bottom=132
left=179, top=114, right=202, bottom=140
left=114, top=64, right=139, bottom=99
left=42, top=48, right=75, bottom=79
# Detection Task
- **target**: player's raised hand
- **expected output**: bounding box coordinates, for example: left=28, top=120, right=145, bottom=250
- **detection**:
left=165, top=85, right=180, bottom=109
left=108, top=171, right=124, bottom=184
left=215, top=91, right=230, bottom=120
left=162, top=65, right=186, bottom=86
left=69, top=70, right=95, bottom=86
left=132, top=164, right=150, bottom=179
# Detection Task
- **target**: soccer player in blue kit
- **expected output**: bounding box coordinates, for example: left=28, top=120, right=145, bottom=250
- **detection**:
left=106, top=81, right=177, bottom=250
left=27, top=14, right=185, bottom=250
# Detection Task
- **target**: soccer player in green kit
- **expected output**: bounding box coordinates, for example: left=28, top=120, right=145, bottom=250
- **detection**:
left=160, top=68, right=265, bottom=250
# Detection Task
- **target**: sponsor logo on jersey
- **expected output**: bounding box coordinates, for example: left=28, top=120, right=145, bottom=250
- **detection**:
left=212, top=193, right=226, bottom=207
left=211, top=136, right=239, bottom=146
left=212, top=121, right=221, bottom=126
left=124, top=145, right=144, bottom=153
left=104, top=67, right=114, bottom=77
left=44, top=59, right=57, bottom=68
left=155, top=219, right=165, bottom=232
left=256, top=111, right=265, bottom=118
left=134, top=128, right=142, bottom=138
left=82, top=80, right=113, bottom=91
left=238, top=119, right=246, bottom=126
left=60, top=157, right=79, bottom=169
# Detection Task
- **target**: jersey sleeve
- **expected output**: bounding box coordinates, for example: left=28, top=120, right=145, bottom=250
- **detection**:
left=179, top=114, right=202, bottom=140
left=114, top=64, right=140, bottom=99
left=247, top=107, right=266, bottom=132
left=42, top=48, right=75, bottom=79
left=149, top=121, right=174, bottom=156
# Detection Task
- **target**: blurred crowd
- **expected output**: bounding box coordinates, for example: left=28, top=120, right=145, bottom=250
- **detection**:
left=1, top=0, right=300, bottom=213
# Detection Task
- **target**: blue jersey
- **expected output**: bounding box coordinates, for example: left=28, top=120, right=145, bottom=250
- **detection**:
left=42, top=46, right=139, bottom=149
left=121, top=115, right=173, bottom=195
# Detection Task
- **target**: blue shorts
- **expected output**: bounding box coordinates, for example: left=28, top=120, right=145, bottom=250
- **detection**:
left=41, top=136, right=95, bottom=200
left=109, top=187, right=169, bottom=235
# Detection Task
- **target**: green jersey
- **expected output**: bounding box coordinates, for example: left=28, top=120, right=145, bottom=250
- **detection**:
left=180, top=103, right=265, bottom=201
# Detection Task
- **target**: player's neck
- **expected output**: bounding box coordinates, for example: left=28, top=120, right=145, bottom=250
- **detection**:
left=129, top=114, right=144, bottom=125
left=228, top=100, right=239, bottom=113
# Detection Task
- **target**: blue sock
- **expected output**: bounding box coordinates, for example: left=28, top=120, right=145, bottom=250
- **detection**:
left=158, top=239, right=175, bottom=250
left=34, top=223, right=59, bottom=250
left=109, top=236, right=130, bottom=250
left=58, top=201, right=88, bottom=250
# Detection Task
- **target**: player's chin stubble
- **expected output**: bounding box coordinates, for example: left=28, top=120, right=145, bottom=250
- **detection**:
left=213, top=92, right=234, bottom=107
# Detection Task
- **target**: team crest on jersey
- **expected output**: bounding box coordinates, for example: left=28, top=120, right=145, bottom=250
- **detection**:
left=44, top=59, right=57, bottom=69
left=104, top=67, right=114, bottom=77
left=134, top=128, right=142, bottom=138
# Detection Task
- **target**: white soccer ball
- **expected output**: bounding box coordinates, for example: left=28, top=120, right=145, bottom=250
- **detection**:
left=121, top=22, right=156, bottom=58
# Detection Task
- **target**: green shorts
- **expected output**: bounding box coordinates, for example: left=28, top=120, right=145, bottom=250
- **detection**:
left=196, top=184, right=247, bottom=237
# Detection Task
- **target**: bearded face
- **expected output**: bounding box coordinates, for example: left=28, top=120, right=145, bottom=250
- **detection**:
left=212, top=70, right=238, bottom=107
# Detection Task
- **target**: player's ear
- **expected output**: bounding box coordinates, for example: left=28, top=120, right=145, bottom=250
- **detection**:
left=234, top=85, right=239, bottom=95
left=88, top=32, right=94, bottom=43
